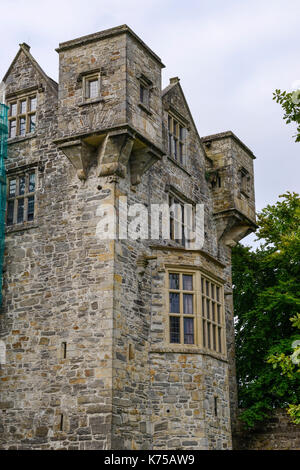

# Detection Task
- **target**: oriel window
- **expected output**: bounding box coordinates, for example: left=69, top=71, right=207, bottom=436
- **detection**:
left=167, top=270, right=225, bottom=353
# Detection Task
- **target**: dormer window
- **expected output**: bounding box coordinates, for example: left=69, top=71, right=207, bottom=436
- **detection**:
left=168, top=114, right=186, bottom=165
left=8, top=94, right=37, bottom=138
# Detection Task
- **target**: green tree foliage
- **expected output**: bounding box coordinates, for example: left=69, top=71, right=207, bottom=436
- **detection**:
left=232, top=192, right=300, bottom=427
left=273, top=89, right=300, bottom=142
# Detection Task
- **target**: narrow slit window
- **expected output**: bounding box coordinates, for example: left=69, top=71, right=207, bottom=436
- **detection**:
left=214, top=397, right=218, bottom=417
left=167, top=114, right=186, bottom=165
left=61, top=342, right=67, bottom=359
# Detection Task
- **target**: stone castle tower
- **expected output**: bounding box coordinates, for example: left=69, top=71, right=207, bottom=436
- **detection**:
left=0, top=25, right=256, bottom=450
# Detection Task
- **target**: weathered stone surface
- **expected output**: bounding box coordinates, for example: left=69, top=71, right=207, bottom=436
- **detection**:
left=233, top=409, right=300, bottom=450
left=0, top=25, right=257, bottom=450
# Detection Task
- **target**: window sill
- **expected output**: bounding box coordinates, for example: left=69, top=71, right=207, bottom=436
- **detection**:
left=240, top=190, right=250, bottom=198
left=6, top=222, right=38, bottom=234
left=138, top=102, right=152, bottom=115
left=8, top=133, right=37, bottom=145
left=149, top=345, right=228, bottom=362
left=78, top=98, right=105, bottom=107
left=167, top=155, right=191, bottom=176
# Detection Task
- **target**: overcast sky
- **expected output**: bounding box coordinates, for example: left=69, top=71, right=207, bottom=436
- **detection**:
left=0, top=0, right=299, bottom=247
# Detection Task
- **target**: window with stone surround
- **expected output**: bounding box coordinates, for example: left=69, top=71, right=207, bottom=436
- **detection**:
left=167, top=269, right=225, bottom=353
left=6, top=170, right=36, bottom=226
left=7, top=94, right=37, bottom=138
left=137, top=73, right=152, bottom=113
left=240, top=167, right=251, bottom=197
left=83, top=73, right=100, bottom=101
left=168, top=114, right=186, bottom=165
left=169, top=192, right=195, bottom=248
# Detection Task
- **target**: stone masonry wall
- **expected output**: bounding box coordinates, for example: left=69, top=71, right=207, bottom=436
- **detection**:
left=0, top=25, right=257, bottom=450
left=233, top=409, right=300, bottom=450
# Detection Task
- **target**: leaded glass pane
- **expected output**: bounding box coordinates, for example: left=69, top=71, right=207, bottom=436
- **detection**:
left=27, top=196, right=35, bottom=222
left=29, top=173, right=35, bottom=193
left=169, top=292, right=180, bottom=313
left=17, top=198, right=24, bottom=223
left=88, top=79, right=98, bottom=99
left=170, top=316, right=180, bottom=343
left=183, top=294, right=193, bottom=314
left=184, top=318, right=194, bottom=344
left=169, top=273, right=179, bottom=290
left=183, top=275, right=193, bottom=291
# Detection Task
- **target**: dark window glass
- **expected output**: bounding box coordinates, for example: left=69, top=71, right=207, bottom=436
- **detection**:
left=212, top=302, right=216, bottom=321
left=217, top=305, right=221, bottom=323
left=140, top=84, right=145, bottom=103
left=213, top=325, right=216, bottom=350
left=168, top=133, right=172, bottom=154
left=179, top=142, right=183, bottom=164
left=183, top=275, right=193, bottom=291
left=169, top=292, right=180, bottom=313
left=218, top=327, right=222, bottom=353
left=202, top=319, right=206, bottom=347
left=206, top=280, right=210, bottom=296
left=17, top=198, right=24, bottom=223
left=169, top=273, right=179, bottom=290
left=206, top=299, right=210, bottom=319
left=27, top=196, right=35, bottom=221
left=170, top=316, right=180, bottom=343
left=7, top=200, right=14, bottom=226
left=184, top=318, right=194, bottom=344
